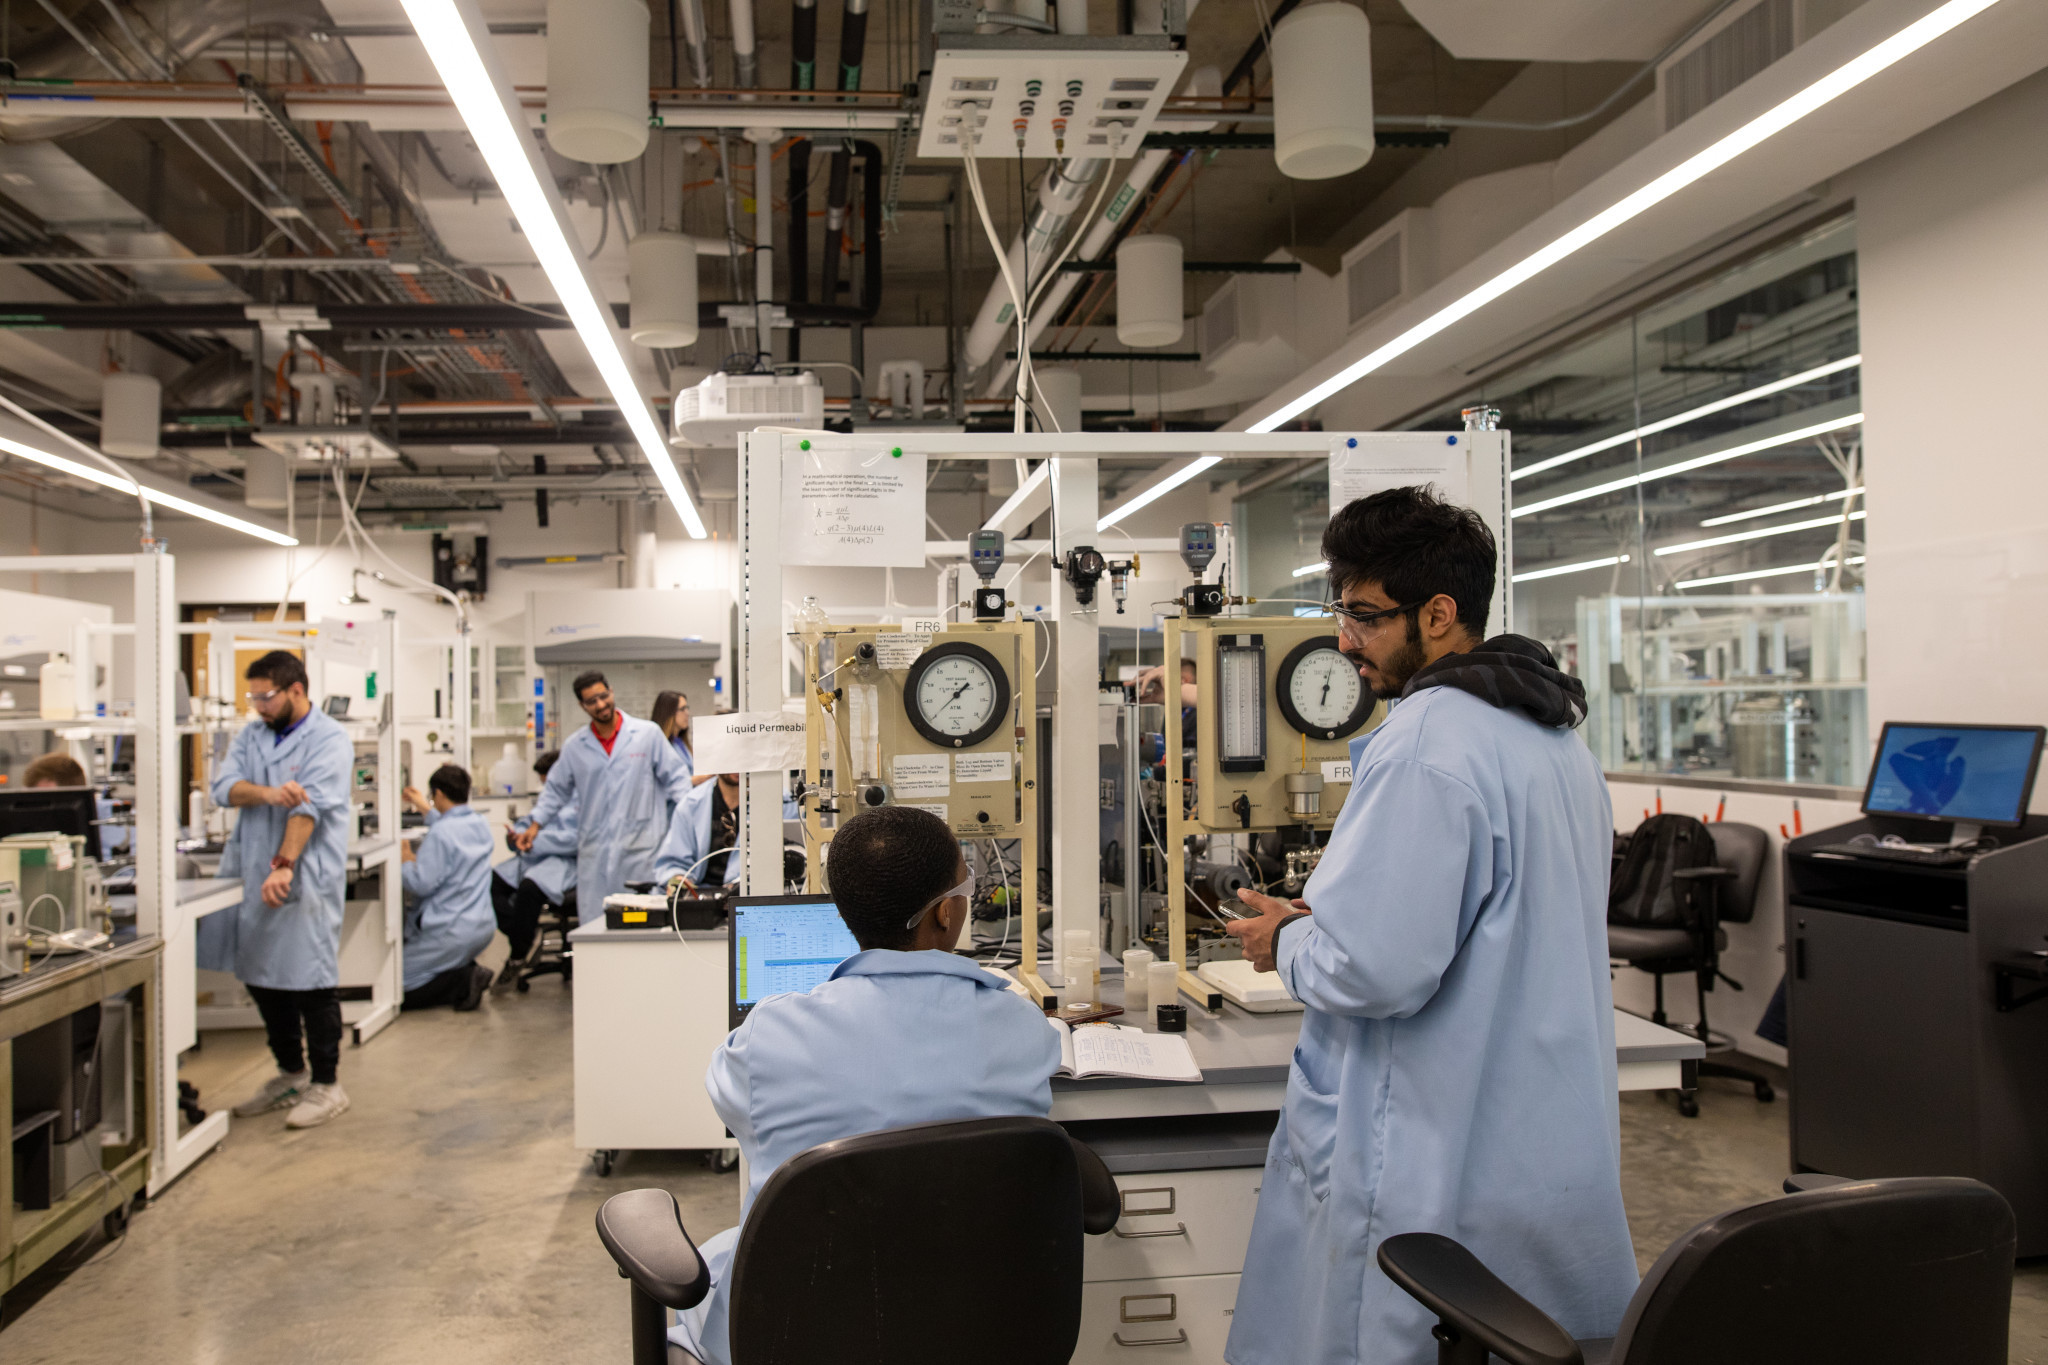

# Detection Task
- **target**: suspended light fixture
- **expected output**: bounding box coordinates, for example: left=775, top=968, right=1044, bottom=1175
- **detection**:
left=629, top=232, right=700, bottom=349
left=1270, top=3, right=1376, bottom=181
left=400, top=0, right=708, bottom=539
left=100, top=372, right=162, bottom=459
left=544, top=0, right=652, bottom=164
left=1116, top=235, right=1184, bottom=348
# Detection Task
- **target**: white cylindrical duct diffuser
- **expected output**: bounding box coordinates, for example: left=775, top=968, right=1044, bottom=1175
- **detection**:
left=628, top=231, right=700, bottom=348
left=1035, top=366, right=1083, bottom=433
left=100, top=372, right=161, bottom=458
left=1271, top=3, right=1376, bottom=181
left=1056, top=0, right=1090, bottom=35
left=245, top=447, right=290, bottom=510
left=1115, top=235, right=1184, bottom=348
left=545, top=0, right=652, bottom=165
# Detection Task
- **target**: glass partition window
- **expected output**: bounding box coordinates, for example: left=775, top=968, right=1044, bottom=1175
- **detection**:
left=1239, top=214, right=1867, bottom=788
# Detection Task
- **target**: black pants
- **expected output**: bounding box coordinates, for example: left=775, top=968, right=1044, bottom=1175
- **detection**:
left=402, top=963, right=478, bottom=1011
left=246, top=984, right=343, bottom=1086
left=492, top=875, right=557, bottom=962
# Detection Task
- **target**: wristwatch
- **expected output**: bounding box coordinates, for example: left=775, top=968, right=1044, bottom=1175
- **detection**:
left=270, top=854, right=296, bottom=872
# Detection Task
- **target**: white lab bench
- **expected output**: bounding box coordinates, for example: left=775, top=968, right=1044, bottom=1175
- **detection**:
left=568, top=921, right=738, bottom=1175
left=1052, top=974, right=1705, bottom=1364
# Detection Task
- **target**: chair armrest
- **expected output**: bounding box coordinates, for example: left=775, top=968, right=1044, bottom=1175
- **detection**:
left=1670, top=866, right=1736, bottom=881
left=596, top=1189, right=712, bottom=1310
left=1070, top=1136, right=1121, bottom=1236
left=1377, top=1233, right=1583, bottom=1365
left=1784, top=1172, right=1858, bottom=1195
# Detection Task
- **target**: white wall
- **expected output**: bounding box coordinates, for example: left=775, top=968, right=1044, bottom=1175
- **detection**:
left=1850, top=66, right=2048, bottom=806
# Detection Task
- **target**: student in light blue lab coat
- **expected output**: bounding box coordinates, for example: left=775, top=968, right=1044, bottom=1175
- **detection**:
left=205, top=650, right=358, bottom=1130
left=514, top=670, right=690, bottom=922
left=654, top=771, right=738, bottom=890
left=653, top=689, right=711, bottom=785
left=398, top=764, right=497, bottom=1012
left=1220, top=488, right=1637, bottom=1365
left=670, top=805, right=1059, bottom=1365
left=492, top=749, right=577, bottom=982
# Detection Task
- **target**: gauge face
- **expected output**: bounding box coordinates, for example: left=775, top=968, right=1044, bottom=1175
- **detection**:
left=904, top=640, right=1012, bottom=749
left=1275, top=636, right=1374, bottom=740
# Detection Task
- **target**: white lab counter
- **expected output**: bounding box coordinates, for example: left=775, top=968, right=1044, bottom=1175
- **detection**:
left=568, top=921, right=737, bottom=1174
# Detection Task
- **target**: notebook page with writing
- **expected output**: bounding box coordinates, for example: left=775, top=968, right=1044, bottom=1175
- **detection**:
left=1048, top=1020, right=1202, bottom=1082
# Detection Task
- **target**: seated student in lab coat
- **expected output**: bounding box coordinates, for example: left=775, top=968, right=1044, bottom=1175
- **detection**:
left=493, top=750, right=578, bottom=982
left=398, top=765, right=496, bottom=1012
left=654, top=771, right=803, bottom=894
left=22, top=751, right=130, bottom=856
left=669, top=805, right=1060, bottom=1365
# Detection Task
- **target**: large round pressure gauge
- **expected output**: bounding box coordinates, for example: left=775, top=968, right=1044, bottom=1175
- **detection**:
left=904, top=640, right=1012, bottom=749
left=1275, top=635, right=1373, bottom=740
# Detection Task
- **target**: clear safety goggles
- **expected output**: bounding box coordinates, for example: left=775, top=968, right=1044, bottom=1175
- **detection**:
left=905, top=870, right=977, bottom=930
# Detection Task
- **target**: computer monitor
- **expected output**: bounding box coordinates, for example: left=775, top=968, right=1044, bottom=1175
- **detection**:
left=0, top=786, right=102, bottom=860
left=729, top=893, right=863, bottom=1027
left=1861, top=722, right=2045, bottom=830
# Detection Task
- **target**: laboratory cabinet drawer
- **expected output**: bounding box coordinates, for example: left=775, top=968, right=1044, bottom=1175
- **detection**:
left=1071, top=1273, right=1239, bottom=1364
left=1082, top=1167, right=1261, bottom=1282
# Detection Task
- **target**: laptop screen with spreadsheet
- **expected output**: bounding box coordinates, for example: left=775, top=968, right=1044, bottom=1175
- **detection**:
left=729, top=894, right=863, bottom=1025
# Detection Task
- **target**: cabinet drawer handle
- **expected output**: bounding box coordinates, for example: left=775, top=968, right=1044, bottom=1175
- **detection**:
left=1113, top=1329, right=1190, bottom=1347
left=1112, top=1221, right=1189, bottom=1239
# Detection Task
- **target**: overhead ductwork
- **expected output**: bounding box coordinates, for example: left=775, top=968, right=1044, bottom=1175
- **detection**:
left=1400, top=0, right=1721, bottom=62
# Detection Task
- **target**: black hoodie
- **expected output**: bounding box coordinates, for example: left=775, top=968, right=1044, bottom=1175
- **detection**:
left=1398, top=633, right=1587, bottom=729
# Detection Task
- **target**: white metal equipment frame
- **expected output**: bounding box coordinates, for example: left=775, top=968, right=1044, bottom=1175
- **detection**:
left=733, top=432, right=1511, bottom=997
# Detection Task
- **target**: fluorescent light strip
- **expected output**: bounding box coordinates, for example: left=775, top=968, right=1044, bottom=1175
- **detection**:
left=983, top=460, right=1049, bottom=531
left=1656, top=508, right=1864, bottom=556
left=1512, top=356, right=1862, bottom=483
left=1292, top=560, right=1328, bottom=579
left=1248, top=0, right=2004, bottom=434
left=1699, top=485, right=1861, bottom=527
left=1512, top=553, right=1631, bottom=583
left=1098, top=455, right=1220, bottom=530
left=398, top=0, right=706, bottom=540
left=1512, top=412, right=1862, bottom=518
left=1676, top=555, right=1865, bottom=589
left=0, top=434, right=298, bottom=547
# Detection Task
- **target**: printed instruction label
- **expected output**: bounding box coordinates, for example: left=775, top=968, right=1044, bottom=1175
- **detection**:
left=954, top=751, right=1013, bottom=784
left=1328, top=433, right=1469, bottom=515
left=873, top=632, right=928, bottom=670
left=891, top=752, right=950, bottom=797
left=906, top=802, right=951, bottom=819
left=1320, top=759, right=1354, bottom=784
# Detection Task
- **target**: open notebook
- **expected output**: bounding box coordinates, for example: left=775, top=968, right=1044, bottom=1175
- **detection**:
left=1049, top=1019, right=1203, bottom=1083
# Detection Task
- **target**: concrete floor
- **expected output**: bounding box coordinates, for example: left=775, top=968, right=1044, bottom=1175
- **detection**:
left=3, top=985, right=2045, bottom=1361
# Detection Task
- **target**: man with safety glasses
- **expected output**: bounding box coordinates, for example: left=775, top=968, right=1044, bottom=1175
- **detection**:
left=204, top=650, right=359, bottom=1130
left=1220, top=486, right=1637, bottom=1365
left=668, top=805, right=1058, bottom=1365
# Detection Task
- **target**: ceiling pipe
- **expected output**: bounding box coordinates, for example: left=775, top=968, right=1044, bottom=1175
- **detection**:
left=786, top=0, right=819, bottom=358
left=819, top=0, right=870, bottom=310
left=730, top=0, right=760, bottom=89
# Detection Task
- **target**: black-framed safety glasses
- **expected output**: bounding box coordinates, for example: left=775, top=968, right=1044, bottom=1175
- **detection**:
left=1325, top=598, right=1427, bottom=630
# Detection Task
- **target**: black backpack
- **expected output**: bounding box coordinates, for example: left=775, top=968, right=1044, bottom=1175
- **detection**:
left=1609, top=813, right=1719, bottom=929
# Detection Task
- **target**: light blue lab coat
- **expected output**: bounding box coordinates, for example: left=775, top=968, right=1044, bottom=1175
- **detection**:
left=672, top=950, right=1061, bottom=1365
left=654, top=782, right=802, bottom=886
left=1224, top=686, right=1637, bottom=1365
left=495, top=806, right=580, bottom=905
left=671, top=732, right=695, bottom=782
left=529, top=712, right=690, bottom=923
left=652, top=779, right=723, bottom=885
left=199, top=709, right=356, bottom=991
left=400, top=804, right=496, bottom=990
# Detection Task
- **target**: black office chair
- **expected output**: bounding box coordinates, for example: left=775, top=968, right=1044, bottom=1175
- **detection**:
left=1608, top=818, right=1774, bottom=1117
left=1377, top=1174, right=2015, bottom=1365
left=513, top=888, right=578, bottom=990
left=596, top=1115, right=1121, bottom=1365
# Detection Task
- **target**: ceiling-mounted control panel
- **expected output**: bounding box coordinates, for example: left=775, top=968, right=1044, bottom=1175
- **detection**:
left=919, top=45, right=1189, bottom=161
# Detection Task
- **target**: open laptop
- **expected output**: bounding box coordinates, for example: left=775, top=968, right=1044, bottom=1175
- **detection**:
left=729, top=893, right=863, bottom=1028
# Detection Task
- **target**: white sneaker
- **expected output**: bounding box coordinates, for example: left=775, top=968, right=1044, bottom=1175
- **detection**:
left=284, top=1081, right=351, bottom=1129
left=232, top=1069, right=310, bottom=1117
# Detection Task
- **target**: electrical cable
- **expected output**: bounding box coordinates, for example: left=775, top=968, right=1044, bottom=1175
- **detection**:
left=959, top=128, right=1035, bottom=435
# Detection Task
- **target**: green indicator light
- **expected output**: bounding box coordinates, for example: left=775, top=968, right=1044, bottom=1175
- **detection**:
left=799, top=439, right=811, bottom=450
left=891, top=447, right=903, bottom=458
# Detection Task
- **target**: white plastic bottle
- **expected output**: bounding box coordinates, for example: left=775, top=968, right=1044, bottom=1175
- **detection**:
left=489, top=742, right=526, bottom=796
left=39, top=652, right=75, bottom=720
